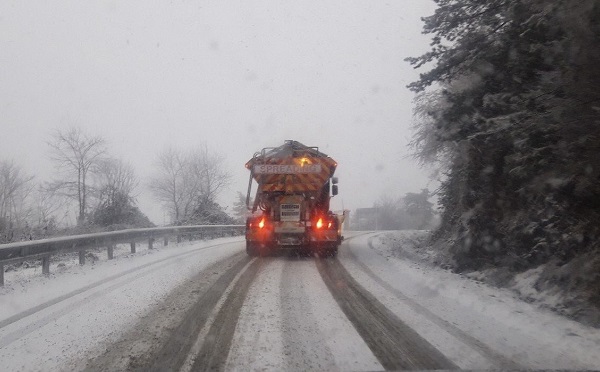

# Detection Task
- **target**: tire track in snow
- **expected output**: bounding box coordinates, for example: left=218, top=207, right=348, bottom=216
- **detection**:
left=280, top=256, right=338, bottom=371
left=226, top=252, right=382, bottom=371
left=316, top=256, right=457, bottom=370
left=0, top=241, right=240, bottom=349
left=0, top=240, right=237, bottom=330
left=187, top=257, right=263, bottom=371
left=81, top=252, right=251, bottom=371
left=124, top=255, right=259, bottom=372
left=223, top=257, right=287, bottom=370
left=356, top=235, right=522, bottom=369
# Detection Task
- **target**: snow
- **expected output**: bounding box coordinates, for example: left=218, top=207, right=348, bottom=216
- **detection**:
left=226, top=256, right=382, bottom=371
left=346, top=231, right=600, bottom=369
left=2, top=231, right=600, bottom=371
left=224, top=258, right=287, bottom=370
left=0, top=237, right=245, bottom=371
left=510, top=265, right=564, bottom=307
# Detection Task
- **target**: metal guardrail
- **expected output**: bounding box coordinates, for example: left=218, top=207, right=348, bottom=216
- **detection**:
left=0, top=225, right=244, bottom=286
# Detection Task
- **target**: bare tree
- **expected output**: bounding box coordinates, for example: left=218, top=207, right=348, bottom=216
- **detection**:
left=0, top=160, right=35, bottom=241
left=34, top=185, right=68, bottom=232
left=93, top=158, right=139, bottom=209
left=47, top=127, right=107, bottom=225
left=192, top=144, right=231, bottom=204
left=149, top=146, right=230, bottom=224
left=149, top=148, right=189, bottom=223
left=89, top=158, right=152, bottom=227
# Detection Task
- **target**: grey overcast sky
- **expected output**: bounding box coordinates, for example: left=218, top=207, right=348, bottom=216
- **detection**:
left=1, top=0, right=437, bottom=224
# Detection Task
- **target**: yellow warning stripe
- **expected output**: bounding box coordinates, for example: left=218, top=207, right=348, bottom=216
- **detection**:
left=253, top=156, right=336, bottom=193
left=260, top=183, right=320, bottom=192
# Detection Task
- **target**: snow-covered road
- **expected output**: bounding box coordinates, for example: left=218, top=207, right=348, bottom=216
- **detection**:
left=1, top=232, right=599, bottom=371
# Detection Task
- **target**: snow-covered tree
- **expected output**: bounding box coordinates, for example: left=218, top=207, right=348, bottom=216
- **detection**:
left=404, top=189, right=435, bottom=230
left=149, top=146, right=231, bottom=224
left=89, top=158, right=152, bottom=228
left=184, top=199, right=235, bottom=225
left=231, top=191, right=253, bottom=223
left=408, top=0, right=600, bottom=269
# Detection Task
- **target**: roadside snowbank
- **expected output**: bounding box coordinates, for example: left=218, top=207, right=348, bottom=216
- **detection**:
left=345, top=231, right=600, bottom=369
left=0, top=237, right=244, bottom=371
left=376, top=230, right=600, bottom=327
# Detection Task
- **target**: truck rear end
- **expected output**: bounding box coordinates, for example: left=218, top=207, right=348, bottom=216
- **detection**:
left=245, top=140, right=340, bottom=256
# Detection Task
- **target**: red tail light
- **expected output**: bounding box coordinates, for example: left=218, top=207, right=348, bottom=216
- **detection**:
left=313, top=216, right=336, bottom=230
left=248, top=217, right=268, bottom=230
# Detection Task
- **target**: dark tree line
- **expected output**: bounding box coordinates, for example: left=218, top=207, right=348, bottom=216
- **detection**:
left=408, top=1, right=600, bottom=271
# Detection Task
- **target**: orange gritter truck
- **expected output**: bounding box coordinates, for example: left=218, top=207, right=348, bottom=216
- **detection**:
left=245, top=140, right=341, bottom=256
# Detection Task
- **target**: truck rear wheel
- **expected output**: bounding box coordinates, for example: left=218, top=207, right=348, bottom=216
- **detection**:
left=246, top=241, right=258, bottom=256
left=323, top=247, right=338, bottom=258
left=329, top=246, right=338, bottom=257
left=314, top=245, right=337, bottom=258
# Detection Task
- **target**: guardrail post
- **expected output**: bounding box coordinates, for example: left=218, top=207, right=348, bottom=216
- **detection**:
left=0, top=264, right=4, bottom=286
left=164, top=237, right=168, bottom=246
left=107, top=245, right=114, bottom=260
left=149, top=237, right=154, bottom=249
left=42, top=256, right=50, bottom=275
left=79, top=250, right=85, bottom=265
left=130, top=242, right=136, bottom=253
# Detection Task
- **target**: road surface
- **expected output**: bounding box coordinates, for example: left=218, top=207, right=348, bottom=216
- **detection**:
left=1, top=232, right=599, bottom=371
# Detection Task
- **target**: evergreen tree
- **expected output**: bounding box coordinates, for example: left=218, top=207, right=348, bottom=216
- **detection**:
left=408, top=0, right=600, bottom=269
left=89, top=189, right=153, bottom=228
left=404, top=189, right=435, bottom=230
left=184, top=198, right=235, bottom=225
left=231, top=191, right=253, bottom=223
